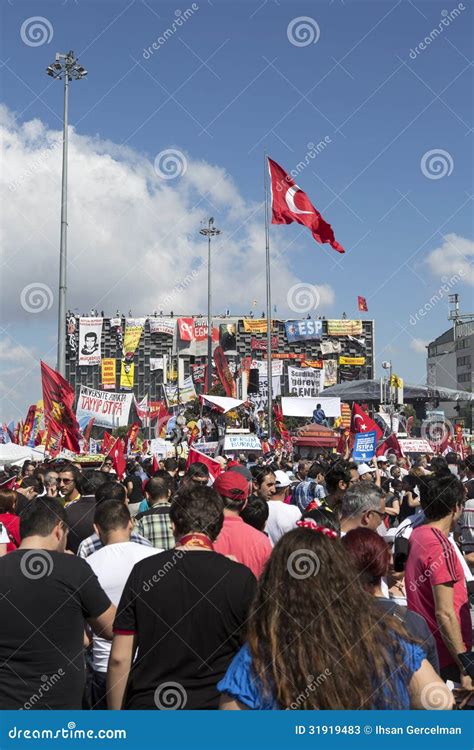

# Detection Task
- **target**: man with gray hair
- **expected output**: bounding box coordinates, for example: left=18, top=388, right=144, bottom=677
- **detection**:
left=340, top=483, right=386, bottom=536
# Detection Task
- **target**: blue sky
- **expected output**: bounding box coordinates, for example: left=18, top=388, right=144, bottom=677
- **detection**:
left=1, top=0, right=473, bottom=420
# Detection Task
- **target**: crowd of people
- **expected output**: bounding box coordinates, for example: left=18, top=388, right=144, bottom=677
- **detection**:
left=0, top=448, right=473, bottom=710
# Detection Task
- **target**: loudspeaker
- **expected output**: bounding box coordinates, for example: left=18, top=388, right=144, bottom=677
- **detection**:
left=248, top=368, right=259, bottom=394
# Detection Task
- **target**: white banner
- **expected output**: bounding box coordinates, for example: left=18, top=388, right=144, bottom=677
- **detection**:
left=249, top=376, right=281, bottom=413
left=399, top=439, right=434, bottom=455
left=163, top=377, right=197, bottom=407
left=281, top=397, right=341, bottom=418
left=76, top=385, right=133, bottom=429
left=149, top=317, right=176, bottom=336
left=288, top=366, right=324, bottom=397
left=251, top=359, right=283, bottom=376
left=223, top=434, right=262, bottom=452
left=150, top=357, right=165, bottom=371
left=78, top=318, right=103, bottom=366
left=320, top=340, right=342, bottom=355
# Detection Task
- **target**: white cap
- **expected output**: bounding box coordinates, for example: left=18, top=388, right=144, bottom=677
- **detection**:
left=376, top=455, right=388, bottom=462
left=357, top=463, right=376, bottom=477
left=274, top=470, right=292, bottom=488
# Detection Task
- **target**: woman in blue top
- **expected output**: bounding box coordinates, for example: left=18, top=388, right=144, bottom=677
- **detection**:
left=218, top=526, right=452, bottom=710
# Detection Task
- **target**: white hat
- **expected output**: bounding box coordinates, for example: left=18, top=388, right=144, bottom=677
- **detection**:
left=274, top=470, right=292, bottom=488
left=376, top=455, right=388, bottom=462
left=357, top=463, right=375, bottom=477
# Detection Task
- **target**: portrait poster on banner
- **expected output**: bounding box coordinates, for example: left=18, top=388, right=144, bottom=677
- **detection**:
left=120, top=361, right=135, bottom=390
left=78, top=318, right=103, bottom=366
left=288, top=366, right=324, bottom=397
left=67, top=315, right=78, bottom=354
left=324, top=359, right=338, bottom=387
left=327, top=319, right=363, bottom=336
left=123, top=318, right=146, bottom=359
left=101, top=358, right=116, bottom=390
left=219, top=323, right=237, bottom=352
left=76, top=385, right=134, bottom=429
left=149, top=317, right=176, bottom=336
left=110, top=318, right=123, bottom=351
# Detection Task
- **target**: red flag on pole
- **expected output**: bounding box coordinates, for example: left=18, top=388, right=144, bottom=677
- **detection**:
left=101, top=432, right=115, bottom=455
left=41, top=361, right=81, bottom=453
left=376, top=433, right=402, bottom=458
left=185, top=448, right=223, bottom=482
left=350, top=403, right=383, bottom=442
left=111, top=438, right=126, bottom=479
left=268, top=157, right=345, bottom=253
left=357, top=296, right=368, bottom=312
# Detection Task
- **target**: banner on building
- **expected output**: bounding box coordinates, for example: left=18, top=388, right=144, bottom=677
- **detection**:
left=191, top=363, right=207, bottom=384
left=251, top=359, right=284, bottom=377
left=101, top=358, right=116, bottom=390
left=249, top=376, right=281, bottom=414
left=163, top=377, right=196, bottom=407
left=120, top=361, right=135, bottom=390
left=76, top=385, right=134, bottom=429
left=123, top=318, right=145, bottom=359
left=67, top=315, right=78, bottom=354
left=194, top=319, right=219, bottom=343
left=320, top=339, right=342, bottom=355
left=288, top=366, right=324, bottom=397
left=78, top=317, right=103, bottom=366
left=339, top=356, right=366, bottom=366
left=327, top=319, right=363, bottom=336
left=243, top=319, right=269, bottom=334
left=285, top=319, right=322, bottom=342
left=149, top=317, right=176, bottom=336
left=110, top=318, right=123, bottom=351
left=300, top=360, right=323, bottom=369
left=324, top=359, right=338, bottom=387
left=219, top=323, right=237, bottom=352
left=251, top=336, right=279, bottom=351
left=177, top=317, right=194, bottom=341
left=150, top=357, right=165, bottom=372
left=263, top=352, right=307, bottom=360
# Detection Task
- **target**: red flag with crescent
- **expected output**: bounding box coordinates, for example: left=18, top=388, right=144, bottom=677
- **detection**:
left=350, top=403, right=383, bottom=442
left=268, top=157, right=345, bottom=253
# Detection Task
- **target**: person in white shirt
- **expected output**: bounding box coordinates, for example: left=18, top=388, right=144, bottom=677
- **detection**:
left=265, top=470, right=301, bottom=546
left=85, top=500, right=160, bottom=708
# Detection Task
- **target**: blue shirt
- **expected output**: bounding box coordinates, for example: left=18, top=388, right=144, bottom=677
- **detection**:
left=218, top=640, right=425, bottom=710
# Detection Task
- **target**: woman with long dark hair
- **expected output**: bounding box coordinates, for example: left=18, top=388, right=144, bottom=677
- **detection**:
left=218, top=528, right=451, bottom=710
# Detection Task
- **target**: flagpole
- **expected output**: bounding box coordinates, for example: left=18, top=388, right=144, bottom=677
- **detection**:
left=264, top=152, right=272, bottom=442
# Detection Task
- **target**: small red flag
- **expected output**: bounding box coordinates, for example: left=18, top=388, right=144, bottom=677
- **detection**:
left=111, top=438, right=126, bottom=479
left=357, top=296, right=368, bottom=312
left=185, top=448, right=223, bottom=482
left=376, top=433, right=402, bottom=459
left=268, top=157, right=345, bottom=253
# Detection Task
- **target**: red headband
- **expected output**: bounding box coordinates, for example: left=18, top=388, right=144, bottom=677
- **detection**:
left=296, top=519, right=338, bottom=539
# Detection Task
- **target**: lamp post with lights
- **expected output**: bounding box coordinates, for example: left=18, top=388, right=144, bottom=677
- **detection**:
left=46, top=51, right=87, bottom=376
left=199, top=218, right=221, bottom=393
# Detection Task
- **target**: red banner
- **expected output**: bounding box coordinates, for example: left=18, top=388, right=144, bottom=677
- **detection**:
left=22, top=405, right=36, bottom=447
left=251, top=336, right=279, bottom=351
left=213, top=346, right=236, bottom=398
left=41, top=361, right=81, bottom=453
left=178, top=318, right=194, bottom=340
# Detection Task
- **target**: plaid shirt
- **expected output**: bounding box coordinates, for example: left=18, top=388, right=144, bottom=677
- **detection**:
left=135, top=503, right=174, bottom=550
left=77, top=530, right=152, bottom=558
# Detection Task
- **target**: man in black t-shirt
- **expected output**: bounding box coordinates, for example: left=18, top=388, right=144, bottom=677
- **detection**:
left=108, top=486, right=256, bottom=710
left=0, top=499, right=115, bottom=709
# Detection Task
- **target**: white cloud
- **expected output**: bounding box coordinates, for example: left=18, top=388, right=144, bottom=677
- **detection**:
left=426, top=234, right=474, bottom=286
left=410, top=338, right=429, bottom=354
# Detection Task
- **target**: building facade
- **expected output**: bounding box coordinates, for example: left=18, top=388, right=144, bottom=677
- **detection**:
left=427, top=321, right=473, bottom=426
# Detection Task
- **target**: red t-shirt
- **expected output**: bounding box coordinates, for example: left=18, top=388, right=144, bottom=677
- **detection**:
left=405, top=525, right=471, bottom=669
left=214, top=515, right=272, bottom=578
left=0, top=513, right=21, bottom=553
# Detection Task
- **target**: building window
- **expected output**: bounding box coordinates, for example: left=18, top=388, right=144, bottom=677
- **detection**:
left=458, top=373, right=471, bottom=383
